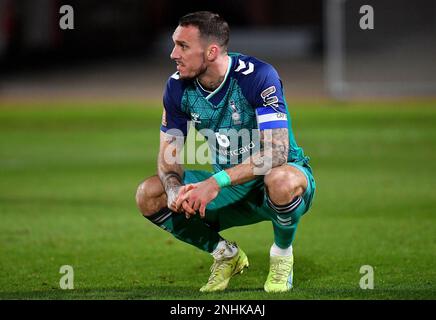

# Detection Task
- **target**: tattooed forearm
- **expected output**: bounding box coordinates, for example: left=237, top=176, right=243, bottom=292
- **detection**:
left=226, top=128, right=289, bottom=184
left=158, top=131, right=185, bottom=206
left=262, top=128, right=289, bottom=167
left=158, top=154, right=184, bottom=206
left=158, top=170, right=183, bottom=206
left=250, top=128, right=289, bottom=170
left=159, top=171, right=182, bottom=193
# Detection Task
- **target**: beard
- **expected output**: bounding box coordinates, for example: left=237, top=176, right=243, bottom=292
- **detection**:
left=178, top=56, right=208, bottom=80
left=179, top=64, right=207, bottom=80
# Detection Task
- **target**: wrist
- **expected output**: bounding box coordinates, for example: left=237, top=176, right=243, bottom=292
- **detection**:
left=166, top=185, right=181, bottom=200
left=212, top=170, right=231, bottom=189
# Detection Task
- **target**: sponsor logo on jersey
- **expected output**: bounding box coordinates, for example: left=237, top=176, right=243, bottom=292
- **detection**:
left=218, top=141, right=256, bottom=157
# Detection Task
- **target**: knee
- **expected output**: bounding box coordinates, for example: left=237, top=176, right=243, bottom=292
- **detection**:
left=264, top=167, right=306, bottom=202
left=135, top=176, right=166, bottom=216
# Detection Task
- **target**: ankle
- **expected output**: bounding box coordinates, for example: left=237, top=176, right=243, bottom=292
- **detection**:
left=212, top=240, right=238, bottom=260
left=270, top=243, right=292, bottom=257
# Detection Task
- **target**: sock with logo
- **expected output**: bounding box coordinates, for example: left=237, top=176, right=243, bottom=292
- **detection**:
left=266, top=195, right=305, bottom=249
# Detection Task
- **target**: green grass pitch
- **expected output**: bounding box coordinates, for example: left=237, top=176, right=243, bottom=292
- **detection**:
left=0, top=100, right=435, bottom=299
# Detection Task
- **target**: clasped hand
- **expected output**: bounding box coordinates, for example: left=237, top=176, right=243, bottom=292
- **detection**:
left=168, top=178, right=220, bottom=218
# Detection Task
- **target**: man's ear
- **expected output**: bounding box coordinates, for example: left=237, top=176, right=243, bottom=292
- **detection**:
left=206, top=45, right=220, bottom=62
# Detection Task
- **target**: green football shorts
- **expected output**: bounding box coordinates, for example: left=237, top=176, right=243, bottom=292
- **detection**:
left=182, top=161, right=316, bottom=232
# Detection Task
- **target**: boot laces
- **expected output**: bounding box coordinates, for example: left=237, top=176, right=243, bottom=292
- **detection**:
left=270, top=258, right=292, bottom=284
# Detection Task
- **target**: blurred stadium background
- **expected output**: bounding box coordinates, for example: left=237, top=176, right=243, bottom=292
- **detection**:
left=1, top=0, right=325, bottom=101
left=1, top=0, right=435, bottom=100
left=0, top=0, right=435, bottom=300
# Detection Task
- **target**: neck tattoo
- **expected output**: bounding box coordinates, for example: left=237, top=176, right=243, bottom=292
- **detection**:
left=201, top=76, right=224, bottom=91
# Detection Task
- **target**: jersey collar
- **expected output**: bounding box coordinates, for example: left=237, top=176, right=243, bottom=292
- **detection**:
left=196, top=55, right=232, bottom=101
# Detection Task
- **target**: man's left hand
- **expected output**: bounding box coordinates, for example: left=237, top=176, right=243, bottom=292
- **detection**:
left=175, top=178, right=221, bottom=218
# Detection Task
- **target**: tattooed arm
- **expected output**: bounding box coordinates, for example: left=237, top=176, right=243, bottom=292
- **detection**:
left=157, top=131, right=195, bottom=214
left=173, top=128, right=289, bottom=217
left=225, top=128, right=289, bottom=185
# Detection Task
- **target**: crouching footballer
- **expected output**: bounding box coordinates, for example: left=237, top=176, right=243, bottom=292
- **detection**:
left=136, top=11, right=316, bottom=293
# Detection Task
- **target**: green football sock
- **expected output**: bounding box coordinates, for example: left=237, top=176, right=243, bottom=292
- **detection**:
left=266, top=196, right=305, bottom=249
left=272, top=219, right=300, bottom=249
left=146, top=208, right=222, bottom=253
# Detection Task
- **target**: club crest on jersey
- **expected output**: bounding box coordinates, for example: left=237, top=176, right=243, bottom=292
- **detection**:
left=191, top=113, right=201, bottom=124
left=229, top=100, right=241, bottom=125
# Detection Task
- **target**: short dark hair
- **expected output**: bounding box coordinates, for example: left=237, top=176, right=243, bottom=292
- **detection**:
left=178, top=11, right=230, bottom=49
